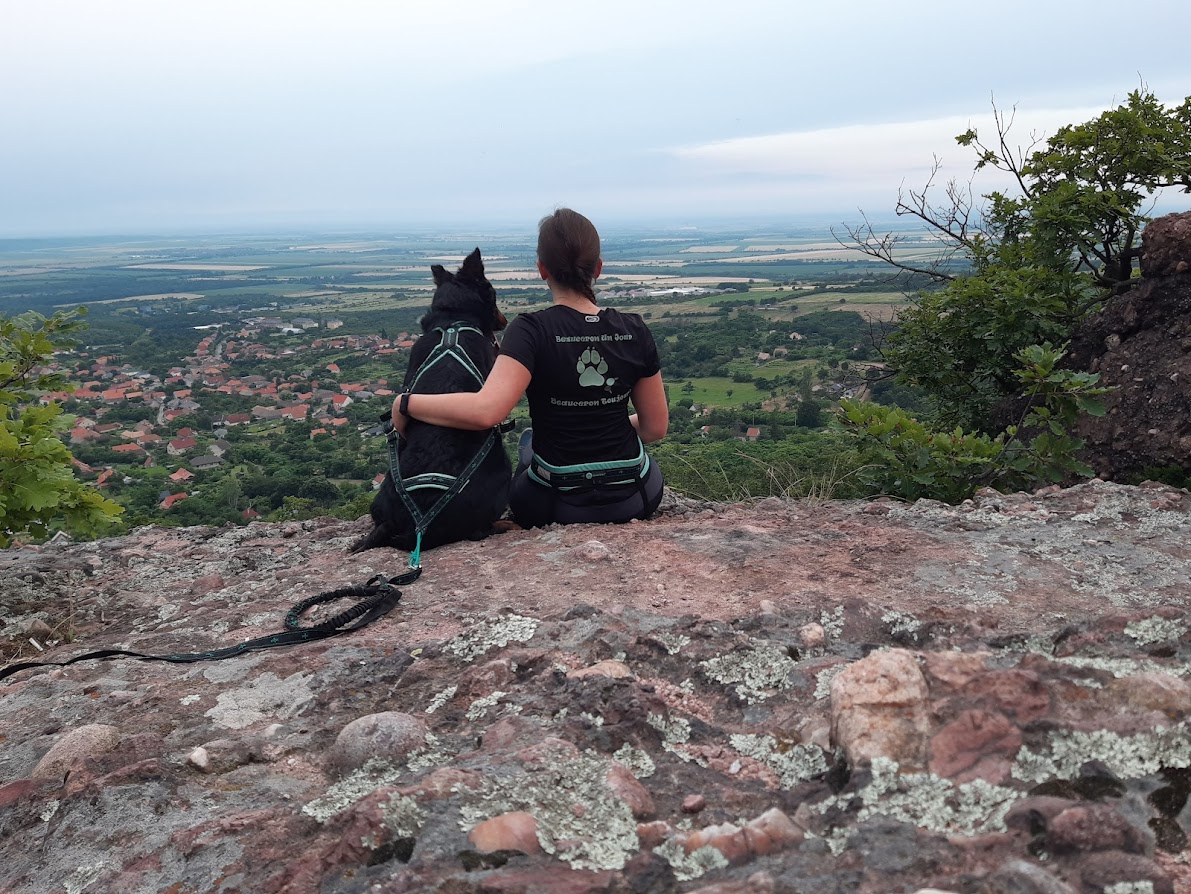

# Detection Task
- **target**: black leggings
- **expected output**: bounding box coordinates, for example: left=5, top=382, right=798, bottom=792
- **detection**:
left=509, top=430, right=665, bottom=530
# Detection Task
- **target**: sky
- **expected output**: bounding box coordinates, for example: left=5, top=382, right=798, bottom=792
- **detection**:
left=3, top=0, right=1190, bottom=237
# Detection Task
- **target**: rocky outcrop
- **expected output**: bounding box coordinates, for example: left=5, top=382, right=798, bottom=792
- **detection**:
left=1067, top=210, right=1191, bottom=480
left=2, top=482, right=1191, bottom=893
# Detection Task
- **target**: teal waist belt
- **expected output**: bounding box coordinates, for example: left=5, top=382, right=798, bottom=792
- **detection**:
left=528, top=442, right=648, bottom=491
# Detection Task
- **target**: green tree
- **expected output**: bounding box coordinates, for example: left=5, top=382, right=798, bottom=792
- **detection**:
left=1, top=309, right=124, bottom=546
left=838, top=343, right=1107, bottom=502
left=828, top=88, right=1188, bottom=501
left=839, top=87, right=1191, bottom=431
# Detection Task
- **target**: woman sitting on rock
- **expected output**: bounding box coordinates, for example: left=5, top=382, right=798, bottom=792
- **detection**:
left=391, top=207, right=667, bottom=528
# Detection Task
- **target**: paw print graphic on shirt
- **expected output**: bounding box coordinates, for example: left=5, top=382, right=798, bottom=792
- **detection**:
left=577, top=348, right=615, bottom=387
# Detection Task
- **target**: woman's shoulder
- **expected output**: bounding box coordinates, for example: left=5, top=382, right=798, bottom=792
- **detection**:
left=600, top=306, right=649, bottom=326
left=508, top=305, right=565, bottom=328
left=601, top=307, right=654, bottom=338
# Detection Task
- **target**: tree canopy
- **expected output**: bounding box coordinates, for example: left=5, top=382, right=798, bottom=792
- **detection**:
left=842, top=87, right=1190, bottom=432
left=0, top=309, right=124, bottom=546
left=833, top=87, right=1189, bottom=501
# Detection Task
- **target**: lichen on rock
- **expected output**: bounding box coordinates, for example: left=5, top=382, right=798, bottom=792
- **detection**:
left=653, top=836, right=730, bottom=881
left=815, top=757, right=1019, bottom=854
left=456, top=749, right=640, bottom=871
left=699, top=640, right=796, bottom=703
left=1013, top=723, right=1191, bottom=783
left=442, top=613, right=540, bottom=662
left=728, top=733, right=829, bottom=788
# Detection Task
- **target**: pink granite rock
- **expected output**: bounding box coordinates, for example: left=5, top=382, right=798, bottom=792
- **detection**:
left=1047, top=803, right=1150, bottom=854
left=32, top=723, right=121, bottom=779
left=830, top=648, right=931, bottom=770
left=928, top=709, right=1021, bottom=784
left=467, top=811, right=542, bottom=855
left=328, top=711, right=428, bottom=775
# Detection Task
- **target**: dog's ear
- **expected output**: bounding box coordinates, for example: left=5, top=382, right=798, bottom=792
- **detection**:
left=457, top=248, right=484, bottom=283
left=431, top=264, right=452, bottom=286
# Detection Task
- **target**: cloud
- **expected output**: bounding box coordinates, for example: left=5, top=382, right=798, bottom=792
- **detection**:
left=669, top=106, right=1111, bottom=194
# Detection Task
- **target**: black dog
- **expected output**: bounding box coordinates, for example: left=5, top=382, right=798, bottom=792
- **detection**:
left=351, top=248, right=511, bottom=553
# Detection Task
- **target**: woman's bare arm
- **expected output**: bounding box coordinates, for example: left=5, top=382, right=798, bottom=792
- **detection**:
left=392, top=354, right=532, bottom=435
left=629, top=372, right=668, bottom=443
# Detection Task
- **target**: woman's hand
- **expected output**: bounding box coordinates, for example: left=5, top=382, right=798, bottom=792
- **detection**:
left=630, top=372, right=668, bottom=443
left=390, top=395, right=409, bottom=439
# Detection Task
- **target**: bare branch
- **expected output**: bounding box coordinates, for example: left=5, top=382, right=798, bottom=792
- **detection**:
left=831, top=210, right=957, bottom=284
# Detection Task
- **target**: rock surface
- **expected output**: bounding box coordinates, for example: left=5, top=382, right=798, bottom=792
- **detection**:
left=1067, top=210, right=1191, bottom=480
left=2, top=481, right=1191, bottom=893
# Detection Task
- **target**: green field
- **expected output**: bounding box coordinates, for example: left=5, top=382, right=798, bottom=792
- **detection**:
left=668, top=376, right=769, bottom=408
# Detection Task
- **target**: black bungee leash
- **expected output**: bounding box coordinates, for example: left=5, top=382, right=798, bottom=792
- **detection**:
left=0, top=570, right=417, bottom=684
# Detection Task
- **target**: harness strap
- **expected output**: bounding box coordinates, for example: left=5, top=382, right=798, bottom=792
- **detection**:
left=400, top=472, right=458, bottom=492
left=408, top=324, right=488, bottom=392
left=0, top=572, right=413, bottom=684
left=388, top=321, right=504, bottom=570
left=387, top=426, right=498, bottom=569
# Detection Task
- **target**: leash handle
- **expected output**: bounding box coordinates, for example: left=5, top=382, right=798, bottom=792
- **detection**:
left=0, top=574, right=410, bottom=684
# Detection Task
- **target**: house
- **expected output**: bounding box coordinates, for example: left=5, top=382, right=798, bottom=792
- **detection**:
left=167, top=437, right=197, bottom=456
left=210, top=439, right=232, bottom=457
left=242, top=508, right=261, bottom=520
left=191, top=455, right=224, bottom=470
left=169, top=468, right=194, bottom=482
left=372, top=473, right=386, bottom=490
left=745, top=426, right=762, bottom=441
left=160, top=493, right=189, bottom=510
left=330, top=394, right=353, bottom=411
left=69, top=427, right=102, bottom=445
left=112, top=443, right=146, bottom=456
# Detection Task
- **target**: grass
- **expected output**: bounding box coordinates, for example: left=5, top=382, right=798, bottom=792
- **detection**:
left=659, top=448, right=860, bottom=502
left=669, top=376, right=767, bottom=408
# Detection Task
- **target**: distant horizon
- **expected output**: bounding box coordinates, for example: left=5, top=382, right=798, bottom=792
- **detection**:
left=0, top=210, right=908, bottom=244
left=5, top=196, right=1190, bottom=246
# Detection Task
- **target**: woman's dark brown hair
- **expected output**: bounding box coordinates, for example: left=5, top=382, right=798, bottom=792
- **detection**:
left=537, top=208, right=601, bottom=302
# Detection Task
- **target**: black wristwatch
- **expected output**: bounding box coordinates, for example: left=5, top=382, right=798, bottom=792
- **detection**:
left=398, top=391, right=412, bottom=418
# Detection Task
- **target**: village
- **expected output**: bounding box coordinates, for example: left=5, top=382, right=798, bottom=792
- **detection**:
left=40, top=315, right=415, bottom=520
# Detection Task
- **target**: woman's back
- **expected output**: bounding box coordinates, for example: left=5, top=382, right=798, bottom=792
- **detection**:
left=499, top=304, right=660, bottom=466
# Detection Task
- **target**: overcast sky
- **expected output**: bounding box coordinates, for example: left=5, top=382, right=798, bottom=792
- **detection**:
left=3, top=0, right=1190, bottom=237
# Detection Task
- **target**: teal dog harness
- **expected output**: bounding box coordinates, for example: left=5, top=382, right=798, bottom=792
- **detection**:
left=387, top=322, right=500, bottom=570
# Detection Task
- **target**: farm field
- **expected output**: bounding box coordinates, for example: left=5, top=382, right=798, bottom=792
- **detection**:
left=0, top=221, right=928, bottom=322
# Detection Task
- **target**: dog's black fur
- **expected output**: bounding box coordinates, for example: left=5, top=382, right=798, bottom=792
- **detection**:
left=350, top=248, right=511, bottom=553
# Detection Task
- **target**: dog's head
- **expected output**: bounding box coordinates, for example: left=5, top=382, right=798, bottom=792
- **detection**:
left=428, top=248, right=507, bottom=333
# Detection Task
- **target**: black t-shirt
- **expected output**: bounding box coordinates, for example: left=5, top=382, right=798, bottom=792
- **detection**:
left=498, top=305, right=661, bottom=466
